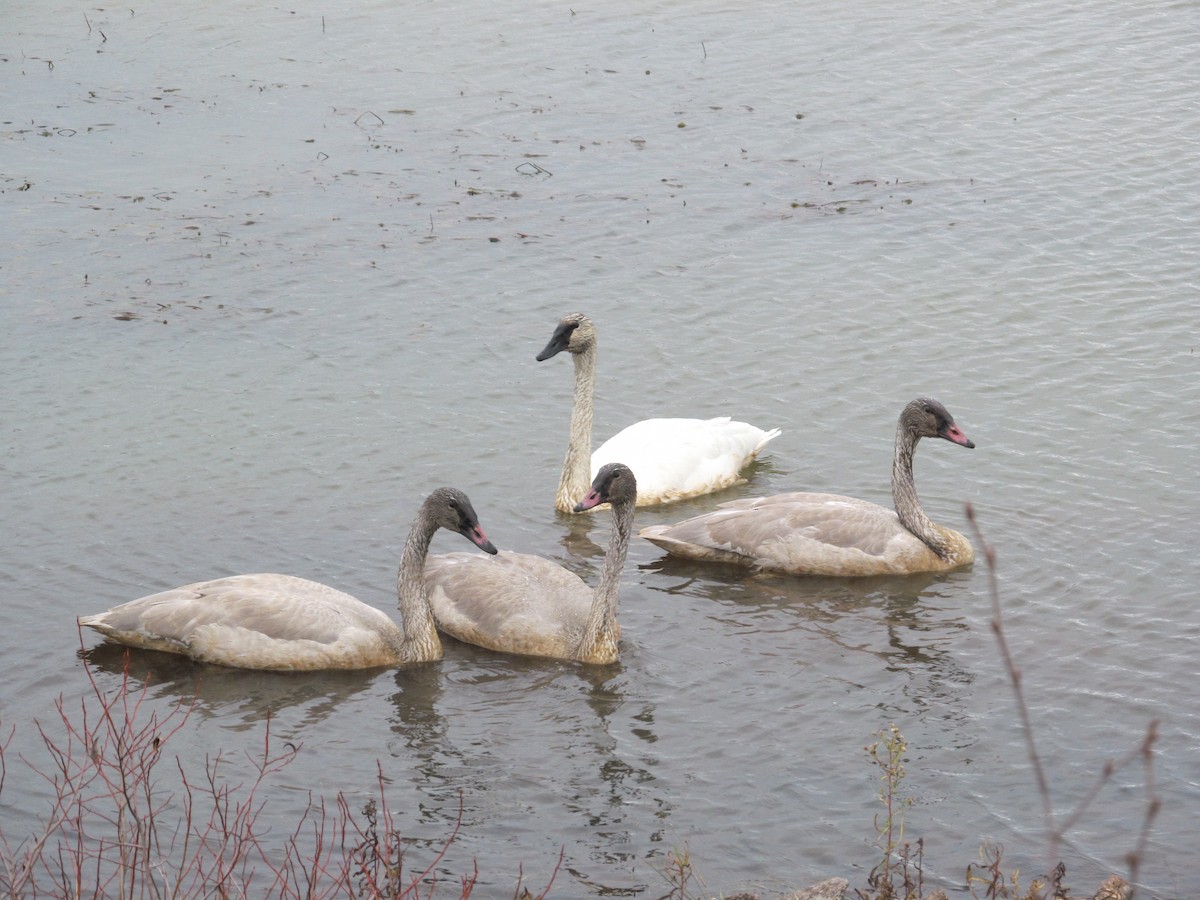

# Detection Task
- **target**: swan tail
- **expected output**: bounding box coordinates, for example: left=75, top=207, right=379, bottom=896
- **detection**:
left=752, top=427, right=783, bottom=456
left=639, top=524, right=752, bottom=565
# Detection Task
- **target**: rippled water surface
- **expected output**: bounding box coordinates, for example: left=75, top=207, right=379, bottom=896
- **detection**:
left=4, top=0, right=1199, bottom=896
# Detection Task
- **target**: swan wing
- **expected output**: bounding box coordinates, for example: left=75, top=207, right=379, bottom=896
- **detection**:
left=79, top=574, right=401, bottom=670
left=593, top=417, right=781, bottom=505
left=425, top=551, right=593, bottom=658
left=640, top=492, right=938, bottom=576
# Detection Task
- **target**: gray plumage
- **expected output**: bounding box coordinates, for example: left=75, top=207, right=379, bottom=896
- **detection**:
left=79, top=488, right=498, bottom=670
left=426, top=463, right=638, bottom=664
left=640, top=399, right=976, bottom=576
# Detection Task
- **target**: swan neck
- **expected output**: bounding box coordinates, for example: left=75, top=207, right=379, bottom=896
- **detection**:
left=558, top=344, right=596, bottom=513
left=395, top=514, right=443, bottom=662
left=891, top=425, right=950, bottom=559
left=578, top=497, right=633, bottom=663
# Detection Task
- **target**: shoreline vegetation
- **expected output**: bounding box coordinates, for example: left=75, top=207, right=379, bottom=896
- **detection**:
left=0, top=510, right=1159, bottom=899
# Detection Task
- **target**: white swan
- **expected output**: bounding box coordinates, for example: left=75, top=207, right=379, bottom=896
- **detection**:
left=424, top=463, right=637, bottom=664
left=537, top=312, right=781, bottom=512
left=79, top=488, right=498, bottom=671
left=640, top=398, right=976, bottom=576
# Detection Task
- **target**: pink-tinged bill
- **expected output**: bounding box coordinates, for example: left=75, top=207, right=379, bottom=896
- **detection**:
left=469, top=525, right=499, bottom=554
left=573, top=489, right=604, bottom=512
left=940, top=423, right=975, bottom=449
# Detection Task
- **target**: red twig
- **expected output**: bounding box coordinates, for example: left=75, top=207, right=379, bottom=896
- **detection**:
left=965, top=503, right=1160, bottom=895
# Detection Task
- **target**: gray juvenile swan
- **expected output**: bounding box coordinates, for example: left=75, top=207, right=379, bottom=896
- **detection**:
left=79, top=488, right=498, bottom=671
left=640, top=398, right=976, bottom=576
left=537, top=312, right=780, bottom=512
left=424, top=463, right=637, bottom=664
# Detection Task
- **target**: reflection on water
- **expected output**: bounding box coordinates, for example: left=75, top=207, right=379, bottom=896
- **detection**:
left=556, top=511, right=612, bottom=565
left=642, top=555, right=977, bottom=731
left=82, top=641, right=382, bottom=730
left=6, top=0, right=1199, bottom=894
left=375, top=651, right=670, bottom=894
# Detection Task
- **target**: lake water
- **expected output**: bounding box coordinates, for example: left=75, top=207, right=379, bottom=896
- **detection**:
left=3, top=0, right=1198, bottom=896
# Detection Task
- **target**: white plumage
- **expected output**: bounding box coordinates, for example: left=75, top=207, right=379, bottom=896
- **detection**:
left=592, top=416, right=778, bottom=504
left=537, top=312, right=780, bottom=512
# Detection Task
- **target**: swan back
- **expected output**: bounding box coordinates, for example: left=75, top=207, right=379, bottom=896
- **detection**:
left=425, top=552, right=595, bottom=657
left=80, top=487, right=498, bottom=670
left=537, top=311, right=780, bottom=511
left=426, top=463, right=638, bottom=663
left=640, top=493, right=971, bottom=576
left=593, top=417, right=781, bottom=506
left=640, top=399, right=975, bottom=577
left=79, top=574, right=407, bottom=668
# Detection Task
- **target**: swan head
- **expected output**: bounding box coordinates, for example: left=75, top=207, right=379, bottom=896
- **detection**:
left=573, top=462, right=637, bottom=512
left=903, top=398, right=975, bottom=449
left=424, top=487, right=499, bottom=554
left=536, top=311, right=595, bottom=361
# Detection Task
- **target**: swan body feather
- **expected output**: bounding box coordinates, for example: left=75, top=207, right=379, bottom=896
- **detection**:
left=425, top=463, right=637, bottom=664
left=593, top=417, right=781, bottom=506
left=425, top=552, right=610, bottom=660
left=538, top=312, right=780, bottom=512
left=641, top=493, right=972, bottom=576
left=640, top=398, right=976, bottom=577
left=80, top=488, right=498, bottom=671
left=79, top=574, right=408, bottom=670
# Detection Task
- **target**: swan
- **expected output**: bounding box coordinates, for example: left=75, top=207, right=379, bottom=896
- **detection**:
left=537, top=312, right=781, bottom=512
left=424, top=462, right=637, bottom=664
left=640, top=398, right=976, bottom=576
left=79, top=488, right=499, bottom=671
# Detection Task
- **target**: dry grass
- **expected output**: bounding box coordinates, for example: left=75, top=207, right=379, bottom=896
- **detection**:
left=851, top=506, right=1160, bottom=900
left=0, top=650, right=559, bottom=899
